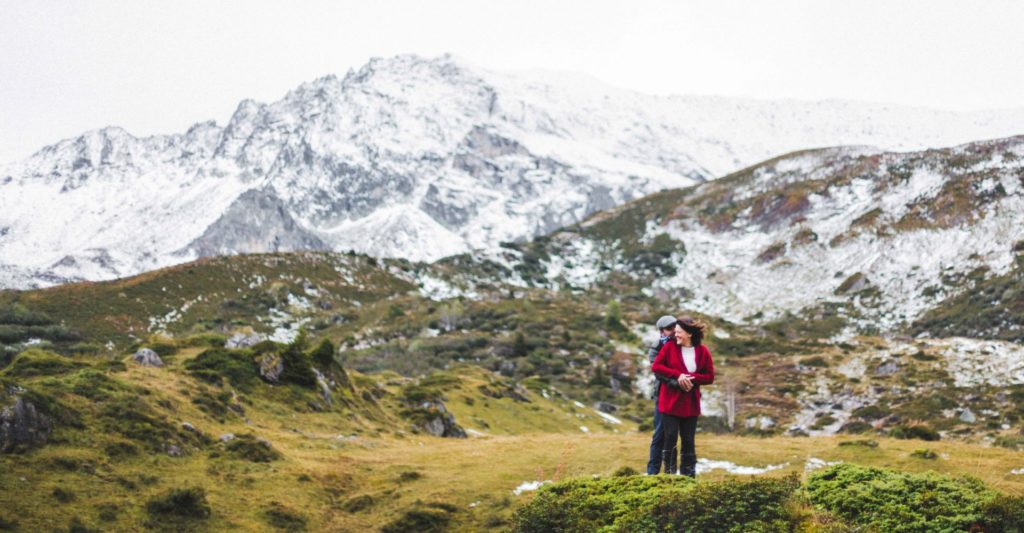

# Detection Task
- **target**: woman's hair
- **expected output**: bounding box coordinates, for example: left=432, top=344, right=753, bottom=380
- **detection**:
left=676, top=316, right=708, bottom=347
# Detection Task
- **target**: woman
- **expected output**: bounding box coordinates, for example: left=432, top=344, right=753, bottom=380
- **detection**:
left=651, top=316, right=714, bottom=477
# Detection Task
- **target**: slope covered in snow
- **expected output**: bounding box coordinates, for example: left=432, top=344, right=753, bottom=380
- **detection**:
left=2, top=53, right=1023, bottom=288
left=511, top=136, right=1024, bottom=334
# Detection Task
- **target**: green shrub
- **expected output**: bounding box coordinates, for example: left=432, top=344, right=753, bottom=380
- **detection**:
left=381, top=503, right=454, bottom=533
left=343, top=494, right=374, bottom=513
left=279, top=334, right=316, bottom=387
left=909, top=448, right=938, bottom=459
left=309, top=338, right=336, bottom=368
left=981, top=494, right=1024, bottom=532
left=185, top=348, right=259, bottom=390
left=181, top=333, right=228, bottom=348
left=192, top=388, right=236, bottom=421
left=224, top=433, right=281, bottom=462
left=147, top=342, right=179, bottom=357
left=890, top=423, right=940, bottom=441
left=98, top=396, right=184, bottom=451
left=96, top=502, right=119, bottom=522
left=68, top=342, right=103, bottom=355
left=615, top=475, right=802, bottom=533
left=838, top=439, right=878, bottom=448
left=398, top=470, right=422, bottom=482
left=68, top=368, right=130, bottom=401
left=510, top=474, right=692, bottom=532
left=0, top=304, right=53, bottom=326
left=263, top=501, right=306, bottom=531
left=509, top=474, right=803, bottom=533
left=799, top=355, right=829, bottom=367
left=52, top=486, right=75, bottom=502
left=806, top=464, right=992, bottom=532
left=145, top=487, right=211, bottom=520
left=1, top=349, right=85, bottom=377
left=613, top=466, right=639, bottom=477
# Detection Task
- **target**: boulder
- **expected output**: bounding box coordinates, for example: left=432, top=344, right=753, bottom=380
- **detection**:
left=225, top=332, right=266, bottom=350
left=412, top=400, right=467, bottom=438
left=131, top=348, right=163, bottom=367
left=258, top=353, right=284, bottom=384
left=959, top=408, right=977, bottom=423
left=594, top=402, right=618, bottom=414
left=1, top=393, right=52, bottom=453
left=219, top=433, right=236, bottom=442
left=874, top=361, right=899, bottom=376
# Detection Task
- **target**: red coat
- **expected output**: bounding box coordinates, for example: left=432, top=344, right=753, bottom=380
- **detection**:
left=652, top=342, right=715, bottom=417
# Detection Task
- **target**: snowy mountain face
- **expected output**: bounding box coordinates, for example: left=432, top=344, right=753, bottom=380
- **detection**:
left=507, top=136, right=1024, bottom=334
left=2, top=53, right=1024, bottom=289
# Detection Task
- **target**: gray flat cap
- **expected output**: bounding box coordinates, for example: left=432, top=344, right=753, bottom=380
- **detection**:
left=655, top=315, right=677, bottom=329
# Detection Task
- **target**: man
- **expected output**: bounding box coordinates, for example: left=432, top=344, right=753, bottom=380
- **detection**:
left=646, top=315, right=679, bottom=475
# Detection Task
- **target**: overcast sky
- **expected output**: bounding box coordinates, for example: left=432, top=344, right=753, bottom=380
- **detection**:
left=2, top=0, right=1023, bottom=164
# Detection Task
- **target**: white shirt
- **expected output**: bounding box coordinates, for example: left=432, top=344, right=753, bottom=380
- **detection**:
left=681, top=346, right=696, bottom=373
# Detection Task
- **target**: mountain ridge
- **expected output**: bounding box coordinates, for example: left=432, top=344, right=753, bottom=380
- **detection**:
left=3, top=53, right=1024, bottom=289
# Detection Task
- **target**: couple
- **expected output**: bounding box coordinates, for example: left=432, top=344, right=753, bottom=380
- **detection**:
left=646, top=315, right=715, bottom=477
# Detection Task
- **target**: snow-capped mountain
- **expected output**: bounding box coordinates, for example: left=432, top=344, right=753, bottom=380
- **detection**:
left=2, top=53, right=1023, bottom=289
left=514, top=135, right=1024, bottom=333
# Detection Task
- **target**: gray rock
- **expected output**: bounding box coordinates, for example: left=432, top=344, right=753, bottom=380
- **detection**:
left=875, top=360, right=899, bottom=376
left=131, top=348, right=163, bottom=367
left=411, top=400, right=467, bottom=438
left=219, top=433, right=236, bottom=442
left=594, top=402, right=618, bottom=414
left=225, top=332, right=266, bottom=349
left=258, top=352, right=284, bottom=384
left=1, top=395, right=52, bottom=453
left=164, top=444, right=183, bottom=457
left=181, top=422, right=196, bottom=432
left=959, top=408, right=977, bottom=423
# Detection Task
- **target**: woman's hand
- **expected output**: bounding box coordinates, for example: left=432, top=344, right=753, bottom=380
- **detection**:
left=677, top=374, right=694, bottom=392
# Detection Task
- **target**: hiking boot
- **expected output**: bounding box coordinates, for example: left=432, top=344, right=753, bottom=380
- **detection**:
left=661, top=448, right=677, bottom=475
left=681, top=453, right=697, bottom=478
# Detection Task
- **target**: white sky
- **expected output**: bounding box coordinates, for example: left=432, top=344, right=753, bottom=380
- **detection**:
left=2, top=0, right=1023, bottom=164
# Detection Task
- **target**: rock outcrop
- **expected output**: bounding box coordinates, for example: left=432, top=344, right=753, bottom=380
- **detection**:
left=225, top=332, right=267, bottom=350
left=410, top=399, right=467, bottom=438
left=1, top=389, right=52, bottom=453
left=131, top=348, right=163, bottom=367
left=258, top=352, right=284, bottom=383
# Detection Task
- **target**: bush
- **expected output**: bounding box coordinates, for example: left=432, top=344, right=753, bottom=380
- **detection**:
left=510, top=475, right=692, bottom=532
left=806, top=464, right=992, bottom=532
left=145, top=487, right=211, bottom=520
left=909, top=448, right=938, bottom=459
left=181, top=333, right=228, bottom=348
left=381, top=503, right=455, bottom=533
left=224, top=433, right=281, bottom=462
left=838, top=439, right=878, bottom=448
left=185, top=348, right=259, bottom=390
left=98, top=396, right=185, bottom=451
left=890, top=423, right=940, bottom=441
left=263, top=502, right=306, bottom=531
left=309, top=338, right=336, bottom=369
left=510, top=474, right=803, bottom=533
left=981, top=494, right=1024, bottom=532
left=615, top=475, right=802, bottom=533
left=1, top=349, right=85, bottom=377
left=343, top=494, right=374, bottom=513
left=278, top=334, right=316, bottom=387
left=0, top=304, right=52, bottom=326
left=52, top=486, right=75, bottom=502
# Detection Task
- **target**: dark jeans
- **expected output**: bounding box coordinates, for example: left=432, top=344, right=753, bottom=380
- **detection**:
left=646, top=397, right=666, bottom=474
left=662, top=414, right=698, bottom=469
